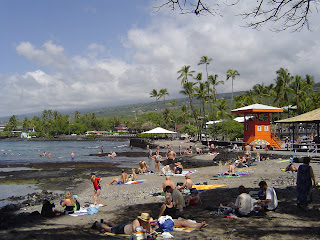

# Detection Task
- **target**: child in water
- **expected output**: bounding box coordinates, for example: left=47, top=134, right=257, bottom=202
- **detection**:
left=91, top=173, right=102, bottom=206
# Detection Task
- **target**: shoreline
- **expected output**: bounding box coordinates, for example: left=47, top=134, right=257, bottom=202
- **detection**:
left=1, top=141, right=320, bottom=239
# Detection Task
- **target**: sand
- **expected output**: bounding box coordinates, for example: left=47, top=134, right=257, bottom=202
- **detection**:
left=1, top=139, right=320, bottom=239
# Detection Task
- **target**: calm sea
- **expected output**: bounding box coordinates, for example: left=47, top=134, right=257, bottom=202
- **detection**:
left=0, top=140, right=150, bottom=207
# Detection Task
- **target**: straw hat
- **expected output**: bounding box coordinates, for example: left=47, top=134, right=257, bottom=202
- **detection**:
left=137, top=213, right=153, bottom=222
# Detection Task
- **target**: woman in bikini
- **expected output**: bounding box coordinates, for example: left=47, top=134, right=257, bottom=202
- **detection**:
left=151, top=150, right=162, bottom=175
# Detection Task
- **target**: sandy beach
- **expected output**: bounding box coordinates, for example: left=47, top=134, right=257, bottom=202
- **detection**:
left=1, top=139, right=320, bottom=239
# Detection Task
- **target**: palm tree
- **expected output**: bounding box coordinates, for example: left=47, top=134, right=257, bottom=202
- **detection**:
left=226, top=69, right=240, bottom=106
left=180, top=104, right=189, bottom=124
left=195, top=82, right=209, bottom=140
left=208, top=74, right=224, bottom=104
left=252, top=83, right=268, bottom=103
left=159, top=88, right=169, bottom=105
left=275, top=68, right=293, bottom=109
left=177, top=65, right=195, bottom=85
left=150, top=89, right=160, bottom=110
left=291, top=75, right=306, bottom=114
left=198, top=56, right=212, bottom=81
left=180, top=81, right=199, bottom=138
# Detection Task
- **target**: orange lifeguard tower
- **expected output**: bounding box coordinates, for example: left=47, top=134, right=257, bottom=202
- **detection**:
left=231, top=104, right=283, bottom=149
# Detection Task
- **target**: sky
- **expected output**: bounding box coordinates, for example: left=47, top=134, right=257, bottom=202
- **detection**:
left=0, top=0, right=320, bottom=117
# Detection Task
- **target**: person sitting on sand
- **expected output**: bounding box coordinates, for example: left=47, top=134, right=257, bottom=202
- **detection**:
left=256, top=181, right=278, bottom=211
left=221, top=185, right=254, bottom=217
left=162, top=176, right=175, bottom=192
left=195, top=147, right=203, bottom=155
left=56, top=191, right=76, bottom=214
left=186, top=189, right=202, bottom=206
left=91, top=173, right=102, bottom=206
left=164, top=185, right=185, bottom=212
left=158, top=194, right=206, bottom=229
left=174, top=162, right=183, bottom=174
left=93, top=213, right=153, bottom=235
left=128, top=168, right=137, bottom=181
left=138, top=161, right=150, bottom=174
left=151, top=151, right=162, bottom=175
left=108, top=169, right=128, bottom=185
left=177, top=174, right=193, bottom=191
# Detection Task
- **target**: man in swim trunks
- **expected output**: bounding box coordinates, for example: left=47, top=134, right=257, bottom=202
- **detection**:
left=91, top=174, right=102, bottom=206
left=166, top=148, right=176, bottom=169
left=96, top=212, right=153, bottom=235
left=162, top=176, right=175, bottom=192
left=108, top=169, right=128, bottom=185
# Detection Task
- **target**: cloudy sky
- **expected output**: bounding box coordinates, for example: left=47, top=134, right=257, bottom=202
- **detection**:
left=0, top=0, right=320, bottom=117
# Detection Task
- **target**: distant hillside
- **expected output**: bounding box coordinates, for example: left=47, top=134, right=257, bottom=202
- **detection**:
left=0, top=91, right=242, bottom=122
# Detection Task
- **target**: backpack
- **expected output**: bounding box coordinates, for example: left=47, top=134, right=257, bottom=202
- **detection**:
left=74, top=200, right=80, bottom=211
left=41, top=200, right=55, bottom=218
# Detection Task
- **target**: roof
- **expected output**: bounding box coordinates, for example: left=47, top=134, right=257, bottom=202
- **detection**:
left=142, top=127, right=177, bottom=134
left=232, top=103, right=283, bottom=114
left=275, top=108, right=320, bottom=123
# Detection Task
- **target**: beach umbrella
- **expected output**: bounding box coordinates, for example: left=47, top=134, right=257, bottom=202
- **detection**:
left=250, top=139, right=269, bottom=146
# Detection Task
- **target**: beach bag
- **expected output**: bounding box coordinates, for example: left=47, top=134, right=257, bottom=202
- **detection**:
left=87, top=206, right=99, bottom=215
left=74, top=200, right=80, bottom=211
left=41, top=200, right=55, bottom=218
left=158, top=216, right=174, bottom=232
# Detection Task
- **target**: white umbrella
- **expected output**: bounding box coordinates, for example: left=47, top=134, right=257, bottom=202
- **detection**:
left=142, top=127, right=177, bottom=134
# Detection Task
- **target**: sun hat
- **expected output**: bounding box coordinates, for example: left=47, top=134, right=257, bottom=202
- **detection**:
left=138, top=213, right=153, bottom=222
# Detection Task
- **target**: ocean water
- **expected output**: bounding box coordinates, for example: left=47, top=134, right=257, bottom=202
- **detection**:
left=0, top=140, right=149, bottom=206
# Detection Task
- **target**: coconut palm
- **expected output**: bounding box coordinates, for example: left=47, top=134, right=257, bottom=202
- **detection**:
left=208, top=74, right=224, bottom=104
left=252, top=83, right=268, bottom=103
left=180, top=104, right=189, bottom=124
left=180, top=81, right=199, bottom=138
left=226, top=69, right=240, bottom=106
left=159, top=88, right=169, bottom=105
left=177, top=65, right=195, bottom=85
left=198, top=56, right=212, bottom=81
left=275, top=68, right=293, bottom=109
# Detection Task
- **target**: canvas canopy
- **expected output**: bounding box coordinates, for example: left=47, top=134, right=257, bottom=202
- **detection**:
left=142, top=127, right=177, bottom=134
left=276, top=108, right=320, bottom=123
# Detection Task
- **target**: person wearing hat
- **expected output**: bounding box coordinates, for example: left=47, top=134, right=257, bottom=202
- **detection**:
left=186, top=189, right=202, bottom=206
left=95, top=213, right=153, bottom=235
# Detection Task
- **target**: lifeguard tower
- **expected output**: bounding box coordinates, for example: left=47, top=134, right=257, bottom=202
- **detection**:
left=231, top=104, right=283, bottom=149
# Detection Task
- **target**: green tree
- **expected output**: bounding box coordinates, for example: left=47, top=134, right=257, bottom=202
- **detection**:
left=177, top=65, right=195, bottom=85
left=159, top=88, right=169, bottom=105
left=198, top=56, right=212, bottom=81
left=6, top=115, right=18, bottom=131
left=226, top=69, right=240, bottom=107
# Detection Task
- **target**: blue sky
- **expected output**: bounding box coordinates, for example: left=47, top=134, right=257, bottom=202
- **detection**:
left=0, top=1, right=320, bottom=117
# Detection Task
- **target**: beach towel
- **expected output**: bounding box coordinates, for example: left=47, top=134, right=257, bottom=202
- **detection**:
left=173, top=226, right=197, bottom=232
left=192, top=184, right=227, bottom=191
left=124, top=179, right=145, bottom=185
left=104, top=232, right=130, bottom=239
left=173, top=170, right=197, bottom=177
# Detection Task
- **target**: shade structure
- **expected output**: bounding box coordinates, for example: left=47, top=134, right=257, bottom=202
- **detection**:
left=275, top=108, right=320, bottom=123
left=232, top=103, right=283, bottom=114
left=250, top=139, right=269, bottom=146
left=142, top=127, right=177, bottom=134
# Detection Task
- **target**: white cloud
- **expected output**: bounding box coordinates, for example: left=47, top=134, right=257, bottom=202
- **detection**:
left=16, top=41, right=68, bottom=69
left=1, top=6, right=320, bottom=117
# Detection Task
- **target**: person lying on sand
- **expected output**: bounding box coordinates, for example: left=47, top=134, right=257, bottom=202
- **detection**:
left=285, top=163, right=298, bottom=172
left=93, top=212, right=153, bottom=235
left=158, top=194, right=206, bottom=229
left=221, top=185, right=254, bottom=217
left=108, top=169, right=128, bottom=185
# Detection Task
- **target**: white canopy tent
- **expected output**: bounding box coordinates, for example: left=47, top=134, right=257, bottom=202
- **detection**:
left=142, top=127, right=177, bottom=134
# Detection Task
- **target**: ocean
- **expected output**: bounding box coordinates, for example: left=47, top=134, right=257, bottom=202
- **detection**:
left=0, top=140, right=149, bottom=207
